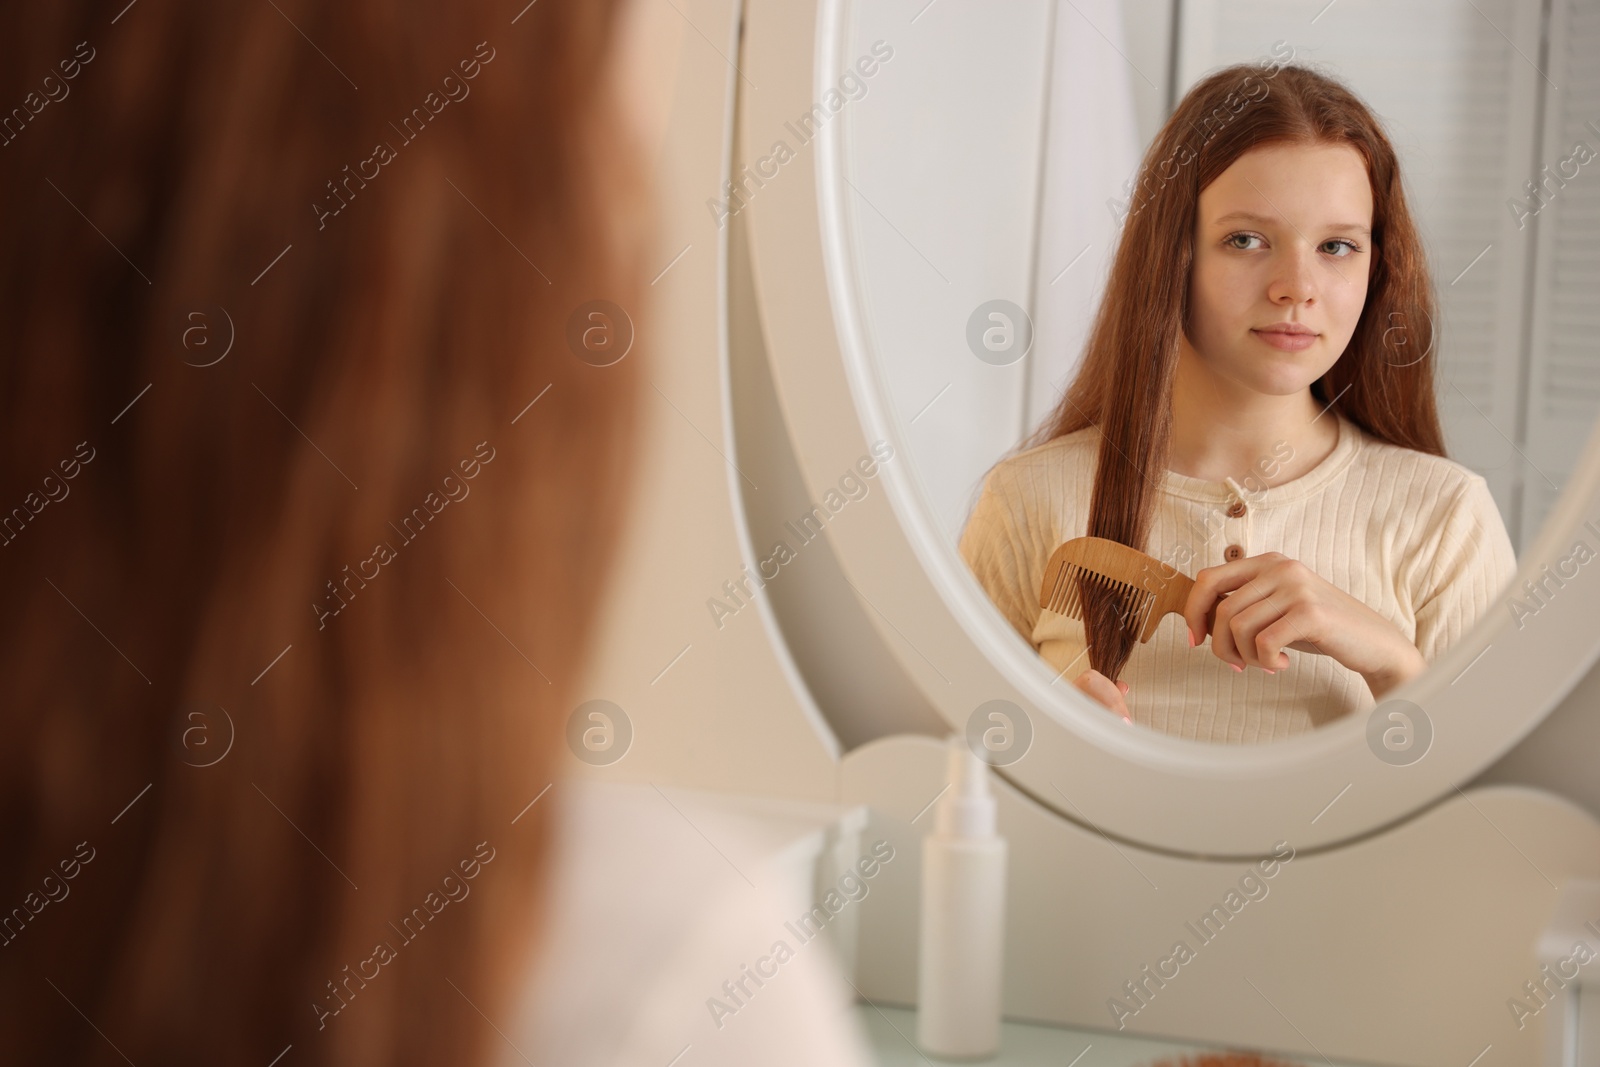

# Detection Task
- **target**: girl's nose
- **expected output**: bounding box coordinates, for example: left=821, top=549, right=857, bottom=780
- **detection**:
left=1269, top=252, right=1317, bottom=306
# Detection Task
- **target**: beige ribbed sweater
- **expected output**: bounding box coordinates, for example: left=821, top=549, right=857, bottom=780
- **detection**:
left=958, top=412, right=1518, bottom=742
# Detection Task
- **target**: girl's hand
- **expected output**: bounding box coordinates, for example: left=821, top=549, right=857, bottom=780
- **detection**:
left=1073, top=669, right=1132, bottom=721
left=1182, top=552, right=1427, bottom=700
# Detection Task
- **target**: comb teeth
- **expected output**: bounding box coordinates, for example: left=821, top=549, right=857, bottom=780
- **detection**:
left=1045, top=562, right=1157, bottom=638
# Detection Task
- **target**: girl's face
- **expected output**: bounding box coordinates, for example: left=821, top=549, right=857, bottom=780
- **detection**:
left=1182, top=141, right=1374, bottom=398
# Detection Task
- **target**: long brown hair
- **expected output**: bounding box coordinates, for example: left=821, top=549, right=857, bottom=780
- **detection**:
left=1021, top=63, right=1441, bottom=679
left=0, top=2, right=645, bottom=1064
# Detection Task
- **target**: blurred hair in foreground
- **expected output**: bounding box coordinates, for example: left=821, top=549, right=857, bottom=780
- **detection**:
left=0, top=1, right=647, bottom=1063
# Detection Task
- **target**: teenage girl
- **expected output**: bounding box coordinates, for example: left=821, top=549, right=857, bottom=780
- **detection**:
left=960, top=63, right=1516, bottom=743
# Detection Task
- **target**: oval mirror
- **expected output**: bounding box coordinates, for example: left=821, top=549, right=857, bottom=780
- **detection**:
left=740, top=0, right=1600, bottom=855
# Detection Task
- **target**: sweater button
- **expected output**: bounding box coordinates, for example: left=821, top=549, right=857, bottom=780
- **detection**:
left=1224, top=544, right=1244, bottom=562
left=1227, top=500, right=1246, bottom=518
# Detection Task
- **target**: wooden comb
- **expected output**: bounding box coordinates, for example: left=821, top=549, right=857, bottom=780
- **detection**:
left=1039, top=536, right=1193, bottom=645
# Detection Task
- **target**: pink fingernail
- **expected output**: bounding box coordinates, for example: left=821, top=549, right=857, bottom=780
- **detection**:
left=1264, top=668, right=1277, bottom=674
left=1229, top=663, right=1243, bottom=672
left=1187, top=629, right=1196, bottom=647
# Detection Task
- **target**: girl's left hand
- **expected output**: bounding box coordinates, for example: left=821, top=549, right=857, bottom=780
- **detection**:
left=1182, top=552, right=1427, bottom=700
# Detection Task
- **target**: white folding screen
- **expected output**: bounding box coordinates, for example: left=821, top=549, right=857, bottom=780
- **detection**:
left=1024, top=0, right=1145, bottom=442
left=1522, top=0, right=1600, bottom=547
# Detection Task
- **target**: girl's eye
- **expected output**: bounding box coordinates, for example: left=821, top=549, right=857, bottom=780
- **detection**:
left=1222, top=231, right=1363, bottom=257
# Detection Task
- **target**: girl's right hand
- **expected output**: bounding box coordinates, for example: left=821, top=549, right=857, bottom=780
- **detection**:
left=1073, top=669, right=1131, bottom=721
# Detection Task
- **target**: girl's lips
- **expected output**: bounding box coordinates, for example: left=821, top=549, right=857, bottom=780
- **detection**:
left=1252, top=328, right=1317, bottom=352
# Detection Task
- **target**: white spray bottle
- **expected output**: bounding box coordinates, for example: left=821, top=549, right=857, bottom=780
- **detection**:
left=916, top=735, right=1007, bottom=1059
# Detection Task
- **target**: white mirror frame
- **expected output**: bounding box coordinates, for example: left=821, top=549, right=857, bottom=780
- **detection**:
left=741, top=0, right=1600, bottom=856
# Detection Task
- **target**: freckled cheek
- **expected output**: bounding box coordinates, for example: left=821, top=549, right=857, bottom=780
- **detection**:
left=1190, top=260, right=1255, bottom=343
left=1326, top=278, right=1369, bottom=346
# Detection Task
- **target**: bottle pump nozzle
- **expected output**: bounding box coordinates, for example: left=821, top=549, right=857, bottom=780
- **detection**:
left=935, top=737, right=996, bottom=839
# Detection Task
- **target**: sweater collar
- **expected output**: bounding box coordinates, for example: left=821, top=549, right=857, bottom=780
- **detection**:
left=1158, top=411, right=1361, bottom=507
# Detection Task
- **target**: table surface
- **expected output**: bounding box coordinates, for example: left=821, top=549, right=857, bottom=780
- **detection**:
left=854, top=1002, right=1369, bottom=1067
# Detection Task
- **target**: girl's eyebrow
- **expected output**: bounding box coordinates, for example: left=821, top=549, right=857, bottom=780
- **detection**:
left=1212, top=210, right=1372, bottom=236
